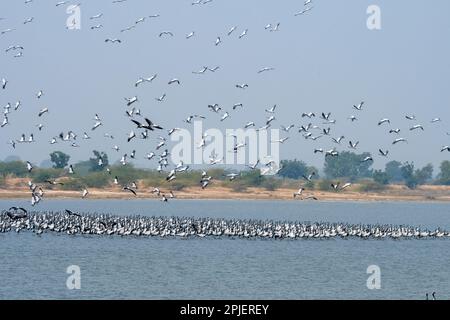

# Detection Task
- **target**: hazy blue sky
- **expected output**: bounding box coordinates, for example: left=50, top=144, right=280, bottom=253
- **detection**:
left=1, top=0, right=449, bottom=171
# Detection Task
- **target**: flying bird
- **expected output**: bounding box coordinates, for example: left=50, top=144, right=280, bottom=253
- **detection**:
left=123, top=186, right=137, bottom=196
left=265, top=105, right=277, bottom=113
left=410, top=124, right=424, bottom=131
left=238, top=29, right=248, bottom=39
left=227, top=26, right=236, bottom=36
left=258, top=67, right=274, bottom=74
left=348, top=141, right=359, bottom=149
left=26, top=161, right=33, bottom=172
left=159, top=31, right=173, bottom=37
left=82, top=188, right=89, bottom=199
left=361, top=156, right=373, bottom=163
left=125, top=96, right=138, bottom=106
left=379, top=149, right=389, bottom=157
left=353, top=101, right=364, bottom=111
left=168, top=78, right=180, bottom=85
left=38, top=108, right=49, bottom=117
left=302, top=112, right=315, bottom=118
left=156, top=93, right=166, bottom=102
left=105, top=38, right=122, bottom=43
left=393, top=138, right=407, bottom=145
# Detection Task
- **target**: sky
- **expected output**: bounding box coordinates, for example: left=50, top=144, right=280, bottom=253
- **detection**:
left=1, top=0, right=450, bottom=172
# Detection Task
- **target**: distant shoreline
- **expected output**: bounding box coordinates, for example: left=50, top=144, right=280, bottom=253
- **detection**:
left=0, top=185, right=449, bottom=202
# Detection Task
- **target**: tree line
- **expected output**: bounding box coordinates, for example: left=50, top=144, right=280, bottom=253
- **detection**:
left=0, top=150, right=449, bottom=191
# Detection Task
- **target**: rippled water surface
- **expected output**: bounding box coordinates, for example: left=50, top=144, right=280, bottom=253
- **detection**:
left=0, top=199, right=449, bottom=299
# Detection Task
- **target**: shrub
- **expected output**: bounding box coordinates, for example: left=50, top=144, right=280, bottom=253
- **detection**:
left=240, top=170, right=264, bottom=187
left=373, top=170, right=390, bottom=185
left=230, top=181, right=248, bottom=193
left=0, top=176, right=5, bottom=187
left=167, top=181, right=187, bottom=191
left=437, top=161, right=450, bottom=185
left=304, top=180, right=315, bottom=190
left=80, top=172, right=110, bottom=188
left=60, top=178, right=84, bottom=191
left=207, top=168, right=226, bottom=180
left=317, top=179, right=333, bottom=191
left=261, top=178, right=281, bottom=191
left=357, top=180, right=386, bottom=192
left=0, top=161, right=29, bottom=177
left=32, top=168, right=63, bottom=183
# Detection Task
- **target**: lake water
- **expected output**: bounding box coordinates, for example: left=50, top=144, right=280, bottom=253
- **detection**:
left=0, top=199, right=449, bottom=299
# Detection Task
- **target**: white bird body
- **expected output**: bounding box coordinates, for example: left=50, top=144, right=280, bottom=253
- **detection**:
left=238, top=29, right=248, bottom=39
left=90, top=13, right=103, bottom=20
left=125, top=96, right=138, bottom=106
left=332, top=136, right=345, bottom=144
left=220, top=112, right=230, bottom=121
left=378, top=118, right=390, bottom=126
left=348, top=141, right=359, bottom=149
left=82, top=189, right=89, bottom=199
left=227, top=26, right=236, bottom=36
left=38, top=107, right=48, bottom=117
left=92, top=121, right=102, bottom=131
left=168, top=78, right=180, bottom=85
left=26, top=161, right=33, bottom=172
left=410, top=124, right=424, bottom=131
left=265, top=105, right=277, bottom=113
left=430, top=117, right=441, bottom=123
left=353, top=101, right=364, bottom=111
left=393, top=138, right=407, bottom=145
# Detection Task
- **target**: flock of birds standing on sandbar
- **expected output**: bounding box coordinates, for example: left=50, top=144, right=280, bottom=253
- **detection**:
left=2, top=207, right=449, bottom=240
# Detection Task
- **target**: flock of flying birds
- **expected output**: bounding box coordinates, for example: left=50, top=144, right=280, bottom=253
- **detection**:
left=1, top=0, right=449, bottom=207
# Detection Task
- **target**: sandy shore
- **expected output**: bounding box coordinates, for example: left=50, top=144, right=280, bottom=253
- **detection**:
left=0, top=184, right=449, bottom=202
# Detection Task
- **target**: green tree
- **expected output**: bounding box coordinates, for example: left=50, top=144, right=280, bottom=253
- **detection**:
left=373, top=170, right=390, bottom=185
left=261, top=177, right=282, bottom=191
left=32, top=168, right=63, bottom=183
left=0, top=161, right=29, bottom=177
left=278, top=159, right=316, bottom=179
left=49, top=151, right=70, bottom=169
left=401, top=162, right=418, bottom=189
left=415, top=164, right=433, bottom=185
left=240, top=170, right=265, bottom=187
left=324, top=151, right=373, bottom=180
left=89, top=150, right=109, bottom=172
left=385, top=161, right=403, bottom=182
left=437, top=161, right=450, bottom=185
left=401, top=162, right=434, bottom=189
